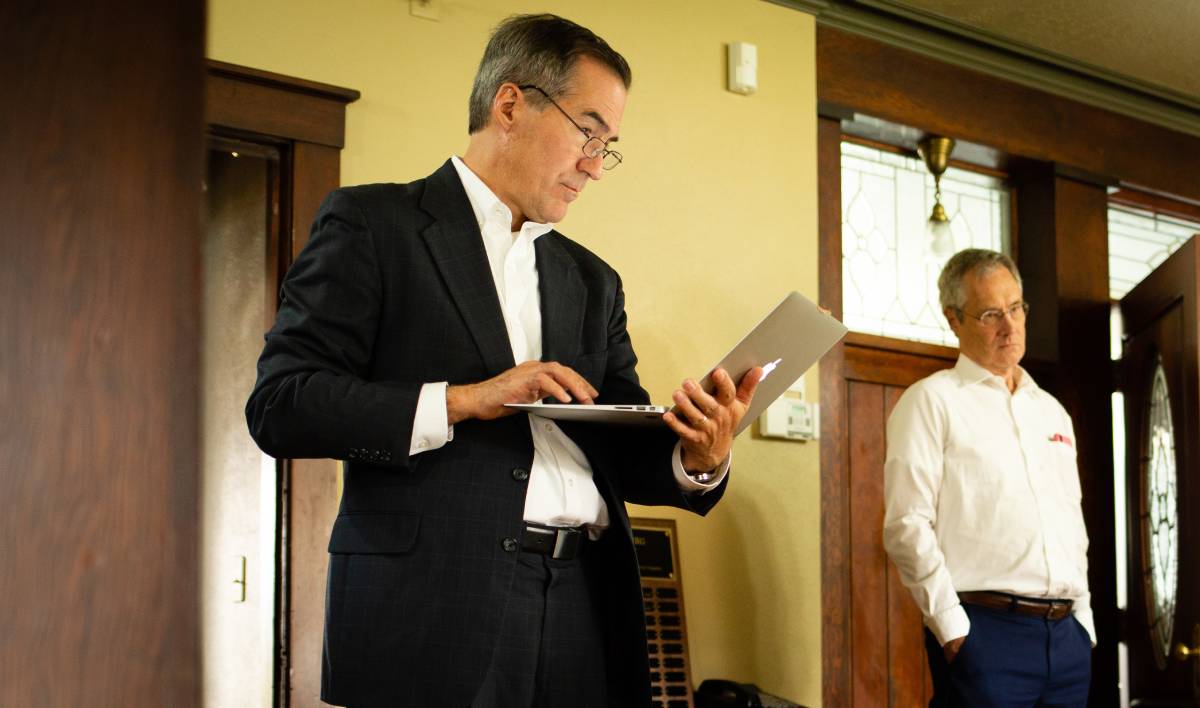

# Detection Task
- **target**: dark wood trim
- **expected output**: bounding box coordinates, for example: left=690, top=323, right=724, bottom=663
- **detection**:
left=206, top=60, right=360, bottom=149
left=818, top=114, right=852, bottom=708
left=843, top=332, right=958, bottom=361
left=842, top=134, right=1011, bottom=180
left=205, top=60, right=356, bottom=708
left=1110, top=189, right=1200, bottom=225
left=817, top=26, right=1200, bottom=204
left=208, top=59, right=361, bottom=103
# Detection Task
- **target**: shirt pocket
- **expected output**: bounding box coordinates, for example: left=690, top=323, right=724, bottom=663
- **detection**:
left=1045, top=439, right=1082, bottom=500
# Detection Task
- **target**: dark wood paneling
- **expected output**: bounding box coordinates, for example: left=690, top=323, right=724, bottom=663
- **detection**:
left=844, top=343, right=956, bottom=387
left=819, top=115, right=853, bottom=707
left=848, top=382, right=888, bottom=706
left=817, top=27, right=1200, bottom=204
left=1, top=1, right=204, bottom=705
left=206, top=62, right=360, bottom=149
left=291, top=142, right=342, bottom=262
left=883, top=386, right=931, bottom=707
left=1018, top=173, right=1119, bottom=705
left=288, top=459, right=341, bottom=708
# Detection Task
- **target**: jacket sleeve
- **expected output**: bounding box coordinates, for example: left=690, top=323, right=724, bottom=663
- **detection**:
left=245, top=189, right=421, bottom=465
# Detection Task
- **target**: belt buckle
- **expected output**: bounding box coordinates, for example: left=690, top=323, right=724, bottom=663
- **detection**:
left=523, top=524, right=582, bottom=560
left=550, top=526, right=581, bottom=560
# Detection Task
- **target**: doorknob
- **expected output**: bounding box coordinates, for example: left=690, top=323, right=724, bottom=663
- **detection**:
left=1175, top=623, right=1200, bottom=662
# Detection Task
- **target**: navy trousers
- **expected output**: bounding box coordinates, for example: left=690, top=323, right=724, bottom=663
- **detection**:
left=925, top=603, right=1092, bottom=708
left=470, top=548, right=609, bottom=708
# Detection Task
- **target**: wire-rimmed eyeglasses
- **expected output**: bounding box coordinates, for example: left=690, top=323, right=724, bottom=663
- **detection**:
left=956, top=301, right=1030, bottom=328
left=519, top=85, right=623, bottom=170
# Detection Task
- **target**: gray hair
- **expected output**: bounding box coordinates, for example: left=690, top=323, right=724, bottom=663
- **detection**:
left=467, top=14, right=632, bottom=134
left=937, top=248, right=1023, bottom=312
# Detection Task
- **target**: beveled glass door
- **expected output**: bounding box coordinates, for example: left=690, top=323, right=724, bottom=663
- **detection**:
left=1120, top=236, right=1200, bottom=705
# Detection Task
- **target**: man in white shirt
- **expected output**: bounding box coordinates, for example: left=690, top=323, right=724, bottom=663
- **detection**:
left=247, top=13, right=759, bottom=708
left=883, top=249, right=1094, bottom=707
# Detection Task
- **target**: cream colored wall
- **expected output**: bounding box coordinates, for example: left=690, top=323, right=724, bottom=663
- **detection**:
left=208, top=0, right=820, bottom=704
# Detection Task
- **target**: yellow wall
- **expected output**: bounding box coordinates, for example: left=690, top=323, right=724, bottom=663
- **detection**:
left=208, top=0, right=821, bottom=703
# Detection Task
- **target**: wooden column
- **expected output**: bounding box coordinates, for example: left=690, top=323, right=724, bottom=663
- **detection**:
left=1017, top=167, right=1118, bottom=707
left=0, top=1, right=204, bottom=705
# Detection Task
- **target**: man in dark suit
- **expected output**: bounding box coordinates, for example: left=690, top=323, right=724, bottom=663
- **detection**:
left=246, top=14, right=760, bottom=708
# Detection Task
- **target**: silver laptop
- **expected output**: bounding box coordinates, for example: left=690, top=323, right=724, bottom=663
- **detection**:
left=505, top=291, right=847, bottom=434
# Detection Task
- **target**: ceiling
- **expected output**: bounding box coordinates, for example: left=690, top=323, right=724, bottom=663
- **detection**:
left=866, top=0, right=1200, bottom=108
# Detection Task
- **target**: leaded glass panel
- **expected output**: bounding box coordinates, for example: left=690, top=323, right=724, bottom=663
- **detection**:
left=841, top=141, right=1011, bottom=346
left=1109, top=205, right=1199, bottom=300
left=1143, top=357, right=1179, bottom=666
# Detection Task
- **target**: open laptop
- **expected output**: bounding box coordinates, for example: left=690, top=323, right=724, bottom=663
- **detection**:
left=505, top=291, right=847, bottom=434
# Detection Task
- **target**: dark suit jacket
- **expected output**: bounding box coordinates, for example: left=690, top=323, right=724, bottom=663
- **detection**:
left=246, top=160, right=727, bottom=707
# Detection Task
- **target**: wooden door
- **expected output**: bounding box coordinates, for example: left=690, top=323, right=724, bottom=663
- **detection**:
left=1120, top=235, right=1200, bottom=705
left=826, top=334, right=958, bottom=706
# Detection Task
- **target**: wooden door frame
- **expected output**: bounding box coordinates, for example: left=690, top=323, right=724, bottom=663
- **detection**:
left=817, top=26, right=1200, bottom=707
left=204, top=60, right=359, bottom=708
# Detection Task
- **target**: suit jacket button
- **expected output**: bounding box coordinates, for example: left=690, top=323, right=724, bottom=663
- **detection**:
left=501, top=537, right=519, bottom=553
left=511, top=467, right=529, bottom=481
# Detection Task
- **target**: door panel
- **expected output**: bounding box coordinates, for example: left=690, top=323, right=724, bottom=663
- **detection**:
left=846, top=371, right=944, bottom=706
left=1120, top=236, right=1200, bottom=705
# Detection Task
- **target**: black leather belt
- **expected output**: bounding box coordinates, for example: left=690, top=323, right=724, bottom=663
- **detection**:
left=959, top=591, right=1074, bottom=620
left=521, top=523, right=586, bottom=560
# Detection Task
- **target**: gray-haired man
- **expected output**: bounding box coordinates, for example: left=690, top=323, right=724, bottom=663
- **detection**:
left=883, top=249, right=1094, bottom=706
left=247, top=13, right=759, bottom=708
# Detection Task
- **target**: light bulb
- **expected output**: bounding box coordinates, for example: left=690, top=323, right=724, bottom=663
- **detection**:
left=926, top=216, right=956, bottom=260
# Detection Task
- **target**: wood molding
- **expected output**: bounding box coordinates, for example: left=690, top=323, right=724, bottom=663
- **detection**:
left=206, top=60, right=360, bottom=149
left=817, top=26, right=1200, bottom=204
left=774, top=0, right=1200, bottom=137
left=204, top=60, right=355, bottom=708
left=1110, top=189, right=1200, bottom=225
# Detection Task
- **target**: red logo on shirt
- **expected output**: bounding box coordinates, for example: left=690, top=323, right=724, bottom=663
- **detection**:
left=1049, top=433, right=1074, bottom=448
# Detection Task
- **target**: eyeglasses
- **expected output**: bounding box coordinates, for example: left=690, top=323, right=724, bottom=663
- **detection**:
left=519, top=85, right=623, bottom=170
left=957, top=301, right=1030, bottom=328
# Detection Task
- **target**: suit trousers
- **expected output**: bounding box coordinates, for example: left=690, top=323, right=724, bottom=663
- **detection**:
left=925, top=602, right=1091, bottom=708
left=470, top=547, right=609, bottom=708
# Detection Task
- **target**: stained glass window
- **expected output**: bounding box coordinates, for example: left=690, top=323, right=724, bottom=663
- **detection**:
left=1143, top=357, right=1178, bottom=665
left=1109, top=206, right=1199, bottom=300
left=841, top=141, right=1011, bottom=346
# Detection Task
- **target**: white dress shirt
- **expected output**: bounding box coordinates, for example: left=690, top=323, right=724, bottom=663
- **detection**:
left=883, top=354, right=1095, bottom=646
left=404, top=157, right=725, bottom=534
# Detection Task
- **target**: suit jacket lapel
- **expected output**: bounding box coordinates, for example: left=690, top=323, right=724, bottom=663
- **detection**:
left=418, top=160, right=516, bottom=377
left=536, top=232, right=586, bottom=366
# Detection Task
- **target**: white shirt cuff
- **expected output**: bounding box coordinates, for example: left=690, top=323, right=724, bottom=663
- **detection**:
left=927, top=604, right=970, bottom=646
left=409, top=382, right=452, bottom=456
left=671, top=441, right=730, bottom=493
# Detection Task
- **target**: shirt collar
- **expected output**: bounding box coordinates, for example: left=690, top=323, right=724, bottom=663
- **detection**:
left=953, top=353, right=1038, bottom=393
left=449, top=156, right=553, bottom=241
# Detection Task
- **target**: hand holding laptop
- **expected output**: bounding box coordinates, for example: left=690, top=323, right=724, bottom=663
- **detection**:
left=446, top=360, right=599, bottom=424
left=665, top=366, right=764, bottom=474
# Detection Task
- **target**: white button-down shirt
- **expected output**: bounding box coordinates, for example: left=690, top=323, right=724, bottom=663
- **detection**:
left=405, top=157, right=723, bottom=533
left=883, top=354, right=1095, bottom=646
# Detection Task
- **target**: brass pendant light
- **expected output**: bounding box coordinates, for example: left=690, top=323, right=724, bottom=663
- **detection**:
left=918, top=135, right=956, bottom=259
